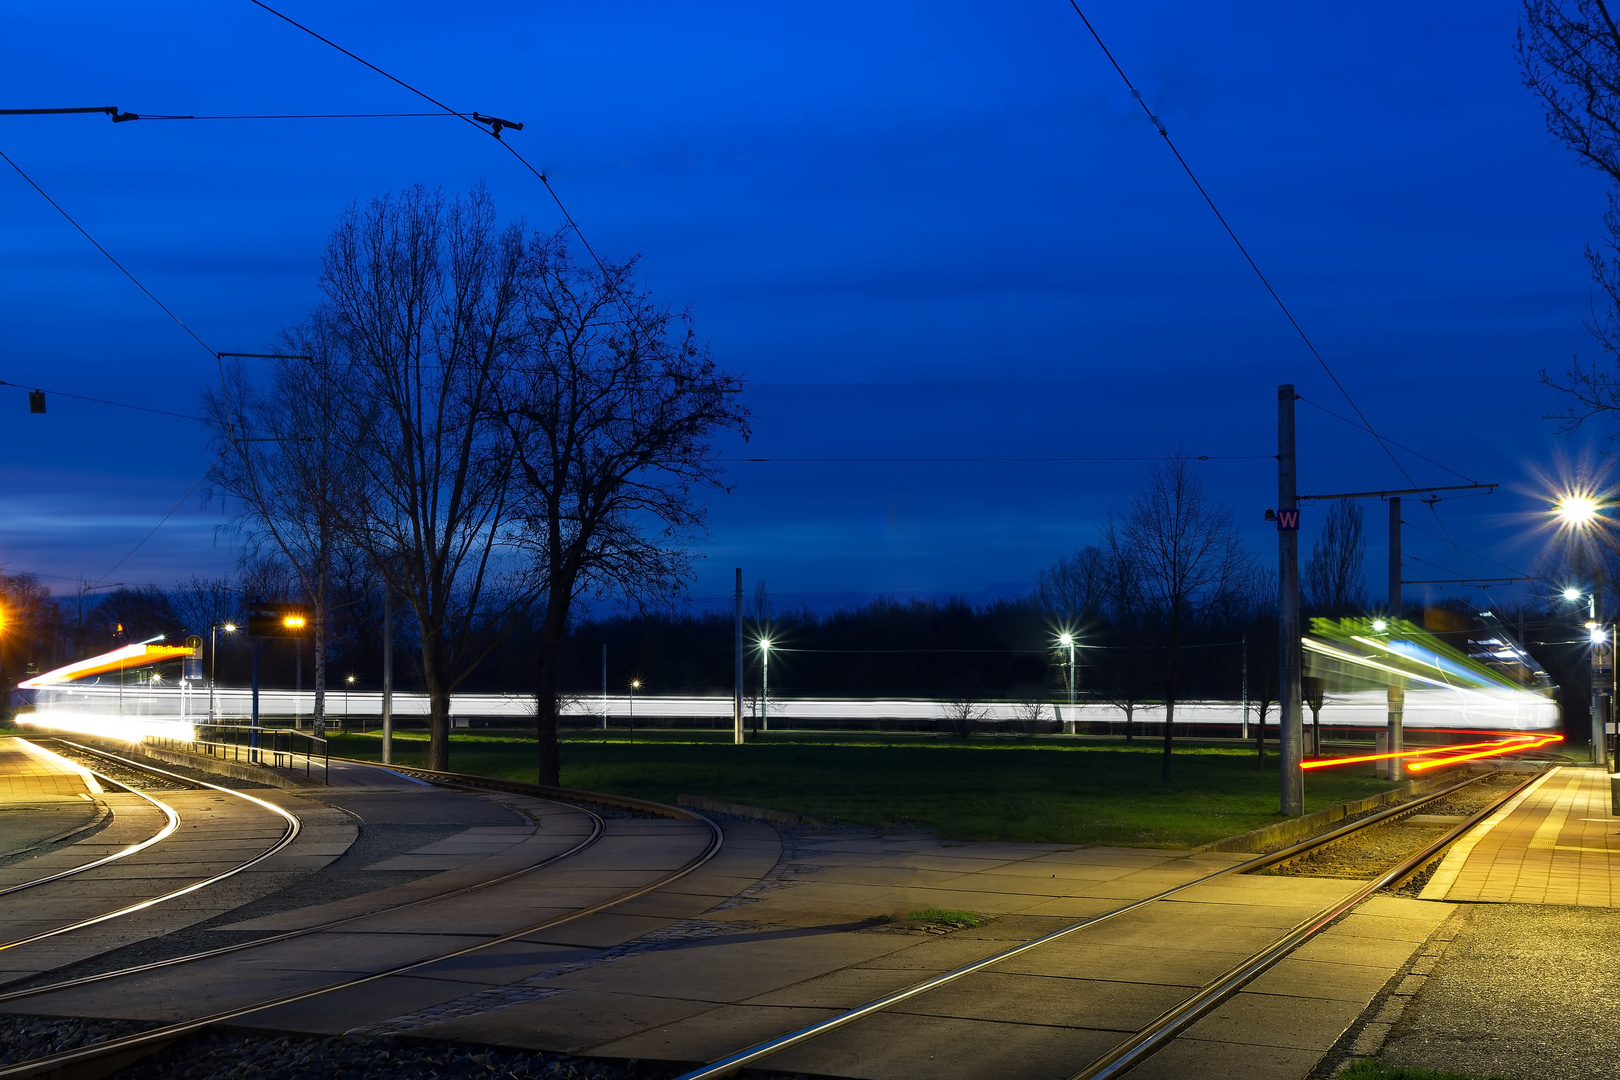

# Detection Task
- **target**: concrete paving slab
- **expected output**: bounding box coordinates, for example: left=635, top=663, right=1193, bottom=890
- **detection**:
left=989, top=941, right=1252, bottom=986
left=767, top=1010, right=1122, bottom=1080
left=1123, top=1036, right=1325, bottom=1080
left=1244, top=957, right=1401, bottom=1002
left=1181, top=989, right=1367, bottom=1050
left=581, top=1002, right=836, bottom=1062
left=741, top=965, right=945, bottom=1008
left=537, top=929, right=913, bottom=1003
left=414, top=989, right=718, bottom=1053
left=889, top=970, right=1187, bottom=1030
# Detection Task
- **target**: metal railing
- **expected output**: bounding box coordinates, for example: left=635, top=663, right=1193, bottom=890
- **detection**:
left=144, top=723, right=328, bottom=784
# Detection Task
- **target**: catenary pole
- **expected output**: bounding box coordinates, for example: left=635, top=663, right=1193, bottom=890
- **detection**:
left=1386, top=498, right=1404, bottom=777
left=734, top=568, right=744, bottom=744
left=1278, top=385, right=1304, bottom=816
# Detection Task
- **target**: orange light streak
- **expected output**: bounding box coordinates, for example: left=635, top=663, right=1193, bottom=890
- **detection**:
left=1405, top=734, right=1562, bottom=772
left=17, top=644, right=195, bottom=688
left=1300, top=734, right=1541, bottom=771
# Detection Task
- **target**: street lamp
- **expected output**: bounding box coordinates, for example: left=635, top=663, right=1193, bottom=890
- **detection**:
left=1057, top=633, right=1076, bottom=734
left=629, top=678, right=641, bottom=744
left=758, top=639, right=771, bottom=734
left=346, top=675, right=355, bottom=733
left=208, top=622, right=237, bottom=724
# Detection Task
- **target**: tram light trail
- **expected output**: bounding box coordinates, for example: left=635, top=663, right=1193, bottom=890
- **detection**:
left=1301, top=733, right=1561, bottom=772
left=1405, top=734, right=1562, bottom=771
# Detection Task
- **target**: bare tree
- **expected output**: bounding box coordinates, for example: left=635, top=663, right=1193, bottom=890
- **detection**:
left=317, top=184, right=535, bottom=771
left=1108, top=453, right=1251, bottom=780
left=1304, top=500, right=1367, bottom=614
left=1012, top=699, right=1050, bottom=734
left=170, top=575, right=241, bottom=637
left=1037, top=545, right=1112, bottom=623
left=939, top=694, right=991, bottom=739
left=500, top=234, right=749, bottom=786
left=1521, top=2, right=1620, bottom=427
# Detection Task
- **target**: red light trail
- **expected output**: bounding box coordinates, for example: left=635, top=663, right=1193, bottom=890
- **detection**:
left=1301, top=733, right=1563, bottom=773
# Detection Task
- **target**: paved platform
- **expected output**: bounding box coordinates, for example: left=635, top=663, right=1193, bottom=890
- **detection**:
left=1421, top=766, right=1620, bottom=906
left=0, top=738, right=101, bottom=799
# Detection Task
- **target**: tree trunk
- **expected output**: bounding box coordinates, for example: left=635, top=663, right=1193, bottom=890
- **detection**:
left=1162, top=625, right=1180, bottom=781
left=1124, top=702, right=1134, bottom=741
left=534, top=589, right=570, bottom=787
left=422, top=631, right=450, bottom=771
left=313, top=603, right=327, bottom=740
left=427, top=683, right=451, bottom=771
left=1256, top=703, right=1268, bottom=766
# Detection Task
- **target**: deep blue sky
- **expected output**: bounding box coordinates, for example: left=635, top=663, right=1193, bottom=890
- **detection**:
left=0, top=1, right=1609, bottom=612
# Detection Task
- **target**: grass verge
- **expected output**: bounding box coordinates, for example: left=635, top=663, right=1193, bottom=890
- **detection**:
left=329, top=728, right=1397, bottom=848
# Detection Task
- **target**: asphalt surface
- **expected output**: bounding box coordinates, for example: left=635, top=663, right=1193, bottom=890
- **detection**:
left=1380, top=903, right=1620, bottom=1080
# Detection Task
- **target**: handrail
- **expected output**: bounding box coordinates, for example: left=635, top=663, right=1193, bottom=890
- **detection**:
left=143, top=722, right=328, bottom=785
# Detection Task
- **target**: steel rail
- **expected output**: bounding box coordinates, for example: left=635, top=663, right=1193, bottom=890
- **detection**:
left=0, top=738, right=179, bottom=897
left=673, top=767, right=1505, bottom=1080
left=0, top=769, right=725, bottom=1080
left=1069, top=767, right=1545, bottom=1079
left=0, top=742, right=300, bottom=954
left=0, top=774, right=607, bottom=1003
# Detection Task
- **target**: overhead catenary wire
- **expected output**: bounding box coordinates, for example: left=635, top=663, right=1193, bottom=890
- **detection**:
left=0, top=147, right=226, bottom=397
left=93, top=450, right=228, bottom=586
left=244, top=0, right=616, bottom=286
left=1065, top=5, right=1423, bottom=489
left=723, top=454, right=1273, bottom=463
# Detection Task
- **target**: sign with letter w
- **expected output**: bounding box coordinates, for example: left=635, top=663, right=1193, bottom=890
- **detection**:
left=1276, top=508, right=1300, bottom=531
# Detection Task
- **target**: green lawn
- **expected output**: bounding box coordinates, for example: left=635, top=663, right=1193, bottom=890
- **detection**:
left=328, top=728, right=1397, bottom=849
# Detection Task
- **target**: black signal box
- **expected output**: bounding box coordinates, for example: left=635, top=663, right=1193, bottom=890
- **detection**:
left=246, top=602, right=312, bottom=638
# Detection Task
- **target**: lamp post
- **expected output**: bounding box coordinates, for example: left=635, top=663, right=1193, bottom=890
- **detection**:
left=1554, top=490, right=1610, bottom=766
left=209, top=622, right=237, bottom=724
left=759, top=639, right=772, bottom=734
left=1058, top=633, right=1077, bottom=734
left=345, top=675, right=355, bottom=734
left=629, top=679, right=640, bottom=744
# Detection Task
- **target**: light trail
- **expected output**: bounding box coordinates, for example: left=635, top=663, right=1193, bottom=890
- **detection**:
left=1406, top=734, right=1562, bottom=772
left=1300, top=733, right=1562, bottom=773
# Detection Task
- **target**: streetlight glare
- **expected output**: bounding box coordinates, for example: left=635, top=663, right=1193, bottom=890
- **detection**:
left=223, top=623, right=237, bottom=632
left=1058, top=633, right=1073, bottom=646
left=1593, top=626, right=1609, bottom=644
left=1371, top=619, right=1387, bottom=632
left=1564, top=588, right=1583, bottom=601
left=1556, top=492, right=1601, bottom=526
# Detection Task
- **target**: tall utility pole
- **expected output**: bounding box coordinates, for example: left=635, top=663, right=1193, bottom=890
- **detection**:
left=1386, top=497, right=1404, bottom=777
left=1241, top=633, right=1249, bottom=740
left=602, top=643, right=608, bottom=732
left=381, top=587, right=393, bottom=765
left=733, top=568, right=744, bottom=745
left=1277, top=385, right=1304, bottom=816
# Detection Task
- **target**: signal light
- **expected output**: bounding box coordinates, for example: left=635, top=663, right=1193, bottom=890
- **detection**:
left=28, top=391, right=45, bottom=413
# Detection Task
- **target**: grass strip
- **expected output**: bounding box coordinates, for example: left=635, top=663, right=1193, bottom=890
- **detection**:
left=328, top=728, right=1397, bottom=848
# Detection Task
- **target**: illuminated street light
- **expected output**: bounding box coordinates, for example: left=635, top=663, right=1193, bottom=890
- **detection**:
left=1565, top=587, right=1583, bottom=602
left=208, top=621, right=238, bottom=724
left=758, top=639, right=772, bottom=734
left=1057, top=632, right=1077, bottom=733
left=1556, top=492, right=1601, bottom=527
left=1372, top=619, right=1387, bottom=632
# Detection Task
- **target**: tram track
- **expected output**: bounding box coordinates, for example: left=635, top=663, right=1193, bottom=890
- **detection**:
left=0, top=741, right=180, bottom=899
left=0, top=741, right=300, bottom=956
left=0, top=760, right=724, bottom=1080
left=675, top=764, right=1543, bottom=1080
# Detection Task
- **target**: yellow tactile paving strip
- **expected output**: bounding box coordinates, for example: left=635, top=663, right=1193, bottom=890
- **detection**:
left=1422, top=767, right=1620, bottom=907
left=0, top=738, right=99, bottom=799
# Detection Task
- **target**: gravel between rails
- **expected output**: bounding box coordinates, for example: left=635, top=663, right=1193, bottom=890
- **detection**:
left=1259, top=771, right=1530, bottom=880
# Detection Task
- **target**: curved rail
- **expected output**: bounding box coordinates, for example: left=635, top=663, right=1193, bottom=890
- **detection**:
left=0, top=764, right=725, bottom=1080
left=0, top=742, right=301, bottom=955
left=674, top=767, right=1518, bottom=1080
left=0, top=764, right=609, bottom=1004
left=0, top=739, right=180, bottom=898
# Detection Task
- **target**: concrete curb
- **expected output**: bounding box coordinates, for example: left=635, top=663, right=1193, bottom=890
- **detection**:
left=676, top=794, right=832, bottom=827
left=1193, top=770, right=1466, bottom=854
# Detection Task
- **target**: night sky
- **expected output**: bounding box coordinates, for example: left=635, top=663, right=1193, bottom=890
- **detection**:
left=0, top=1, right=1607, bottom=612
